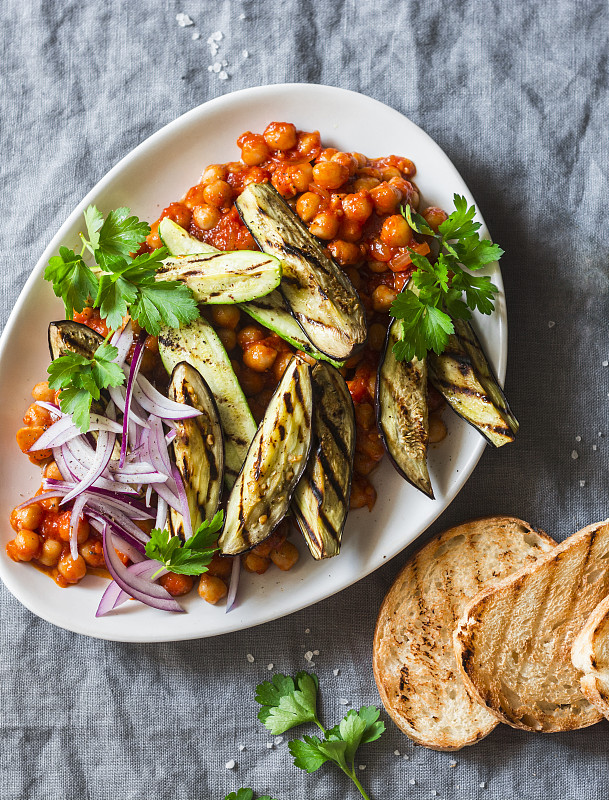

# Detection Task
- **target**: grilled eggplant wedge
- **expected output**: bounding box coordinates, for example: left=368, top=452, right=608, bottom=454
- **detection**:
left=292, top=362, right=355, bottom=559
left=158, top=317, right=257, bottom=487
left=235, top=183, right=366, bottom=361
left=167, top=362, right=224, bottom=538
left=219, top=356, right=313, bottom=556
left=48, top=320, right=104, bottom=361
left=428, top=329, right=516, bottom=448
left=376, top=317, right=433, bottom=498
left=155, top=251, right=281, bottom=305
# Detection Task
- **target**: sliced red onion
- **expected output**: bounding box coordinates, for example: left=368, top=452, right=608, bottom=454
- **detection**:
left=59, top=430, right=116, bottom=504
left=52, top=446, right=75, bottom=481
left=133, top=373, right=202, bottom=420
left=88, top=514, right=147, bottom=555
left=29, top=414, right=122, bottom=451
left=145, top=484, right=153, bottom=507
left=101, top=526, right=183, bottom=613
left=165, top=428, right=177, bottom=444
left=119, top=330, right=147, bottom=468
left=110, top=321, right=134, bottom=367
left=108, top=386, right=150, bottom=429
left=34, top=400, right=61, bottom=415
left=171, top=464, right=192, bottom=540
left=44, top=480, right=153, bottom=519
left=96, top=559, right=168, bottom=617
left=69, top=494, right=87, bottom=561
left=108, top=461, right=168, bottom=484
left=57, top=443, right=137, bottom=494
left=146, top=415, right=172, bottom=475
left=15, top=491, right=65, bottom=511
left=226, top=556, right=241, bottom=613
left=155, top=497, right=168, bottom=530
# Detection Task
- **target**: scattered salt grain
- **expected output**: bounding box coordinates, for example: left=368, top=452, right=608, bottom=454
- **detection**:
left=449, top=760, right=457, bottom=768
left=191, top=31, right=200, bottom=40
left=593, top=444, right=598, bottom=451
left=176, top=13, right=194, bottom=27
left=207, top=65, right=213, bottom=72
left=338, top=698, right=349, bottom=705
left=222, top=60, right=228, bottom=66
left=267, top=663, right=274, bottom=671
left=225, top=760, right=236, bottom=770
left=242, top=49, right=249, bottom=58
left=359, top=765, right=366, bottom=771
left=313, top=650, right=320, bottom=656
left=266, top=742, right=274, bottom=749
left=275, top=737, right=284, bottom=745
left=238, top=745, right=246, bottom=752
left=305, top=628, right=310, bottom=634
left=580, top=480, right=586, bottom=487
left=246, top=653, right=254, bottom=663
left=571, top=450, right=579, bottom=460
left=210, top=30, right=223, bottom=41
left=480, top=782, right=486, bottom=789
left=548, top=320, right=555, bottom=328
left=603, top=361, right=608, bottom=367
left=212, top=62, right=222, bottom=73
left=409, top=778, right=416, bottom=785
left=575, top=435, right=581, bottom=442
left=239, top=12, right=246, bottom=19
left=333, top=669, right=340, bottom=676
left=219, top=71, right=229, bottom=80
left=599, top=432, right=603, bottom=437
left=431, top=792, right=438, bottom=797
left=402, top=754, right=410, bottom=760
left=304, top=650, right=314, bottom=662
left=394, top=750, right=400, bottom=756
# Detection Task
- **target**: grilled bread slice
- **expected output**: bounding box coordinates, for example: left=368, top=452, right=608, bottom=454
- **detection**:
left=373, top=517, right=555, bottom=750
left=571, top=594, right=609, bottom=719
left=454, top=519, right=609, bottom=732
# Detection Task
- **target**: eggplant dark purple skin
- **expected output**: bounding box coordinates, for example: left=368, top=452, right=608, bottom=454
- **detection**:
left=376, top=316, right=433, bottom=499
left=48, top=320, right=104, bottom=361
left=292, top=362, right=356, bottom=560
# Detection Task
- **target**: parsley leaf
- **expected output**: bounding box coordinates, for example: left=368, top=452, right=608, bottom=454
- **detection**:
left=47, top=342, right=125, bottom=432
left=391, top=194, right=502, bottom=362
left=256, top=672, right=321, bottom=735
left=96, top=207, right=150, bottom=259
left=145, top=511, right=223, bottom=576
left=44, top=247, right=99, bottom=318
left=224, top=791, right=278, bottom=800
left=83, top=205, right=104, bottom=253
left=131, top=279, right=199, bottom=336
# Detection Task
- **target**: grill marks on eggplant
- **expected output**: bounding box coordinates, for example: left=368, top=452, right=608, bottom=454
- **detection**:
left=48, top=320, right=104, bottom=361
left=235, top=183, right=366, bottom=360
left=158, top=317, right=257, bottom=487
left=292, top=363, right=355, bottom=560
left=377, top=317, right=433, bottom=498
left=219, top=357, right=313, bottom=556
left=168, top=362, right=224, bottom=537
left=428, top=328, right=516, bottom=448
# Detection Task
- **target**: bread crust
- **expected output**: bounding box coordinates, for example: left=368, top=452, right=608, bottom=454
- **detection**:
left=454, top=519, right=609, bottom=732
left=373, top=516, right=555, bottom=750
left=571, top=594, right=609, bottom=719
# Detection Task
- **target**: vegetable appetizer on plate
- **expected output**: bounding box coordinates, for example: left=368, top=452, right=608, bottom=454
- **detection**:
left=6, top=121, right=517, bottom=618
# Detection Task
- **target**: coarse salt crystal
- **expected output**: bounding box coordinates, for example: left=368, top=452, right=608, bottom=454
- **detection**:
left=266, top=742, right=274, bottom=749
left=176, top=13, right=194, bottom=27
left=207, top=65, right=213, bottom=71
left=593, top=444, right=598, bottom=451
left=219, top=71, right=229, bottom=80
left=238, top=745, right=246, bottom=751
left=394, top=750, right=400, bottom=756
left=449, top=760, right=457, bottom=767
left=599, top=432, right=603, bottom=437
left=191, top=31, right=200, bottom=40
left=242, top=49, right=249, bottom=58
left=225, top=759, right=236, bottom=770
left=338, top=698, right=349, bottom=705
left=304, top=650, right=314, bottom=661
left=580, top=480, right=586, bottom=487
left=212, top=62, right=221, bottom=73
left=267, top=663, right=274, bottom=671
left=211, top=30, right=223, bottom=41
left=571, top=450, right=579, bottom=460
left=431, top=792, right=438, bottom=797
left=239, top=12, right=246, bottom=19
left=333, top=669, right=340, bottom=676
left=575, top=435, right=581, bottom=442
left=305, top=628, right=310, bottom=634
left=275, top=737, right=284, bottom=745
left=603, top=361, right=609, bottom=367
left=359, top=765, right=366, bottom=771
left=480, top=782, right=486, bottom=788
left=221, top=60, right=228, bottom=66
left=246, top=653, right=254, bottom=663
left=313, top=650, right=320, bottom=656
left=548, top=321, right=555, bottom=328
left=402, top=754, right=409, bottom=760
left=409, top=778, right=416, bottom=785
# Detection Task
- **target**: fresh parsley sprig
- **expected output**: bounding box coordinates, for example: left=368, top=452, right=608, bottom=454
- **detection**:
left=47, top=340, right=125, bottom=431
left=45, top=205, right=200, bottom=335
left=390, top=195, right=503, bottom=362
left=225, top=790, right=278, bottom=800
left=145, top=511, right=224, bottom=577
left=255, top=672, right=385, bottom=800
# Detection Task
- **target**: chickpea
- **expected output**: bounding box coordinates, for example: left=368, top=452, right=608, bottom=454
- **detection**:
left=421, top=206, right=448, bottom=232
left=44, top=461, right=63, bottom=481
left=79, top=538, right=105, bottom=568
left=370, top=182, right=402, bottom=214
left=192, top=203, right=221, bottom=230
left=58, top=553, right=87, bottom=584
left=240, top=133, right=271, bottom=166
left=263, top=122, right=297, bottom=151
left=16, top=426, right=46, bottom=454
left=345, top=267, right=362, bottom=290
left=201, top=164, right=228, bottom=184
left=273, top=350, right=294, bottom=383
left=216, top=327, right=237, bottom=351
left=312, top=161, right=349, bottom=190
left=309, top=210, right=340, bottom=240
left=381, top=166, right=402, bottom=181
left=37, top=493, right=60, bottom=512
left=380, top=215, right=412, bottom=247
left=368, top=239, right=393, bottom=263
left=198, top=573, right=228, bottom=604
left=270, top=540, right=299, bottom=571
left=354, top=453, right=376, bottom=476
left=316, top=147, right=339, bottom=162
left=237, top=325, right=265, bottom=349
left=243, top=552, right=271, bottom=574
left=31, top=381, right=56, bottom=403
left=206, top=553, right=233, bottom=579
left=368, top=322, right=387, bottom=351
left=58, top=511, right=90, bottom=544
left=327, top=240, right=360, bottom=266
left=38, top=538, right=63, bottom=567
left=243, top=343, right=277, bottom=372
left=354, top=176, right=380, bottom=192
left=296, top=192, right=323, bottom=223
left=14, top=529, right=41, bottom=561
left=339, top=218, right=363, bottom=243
left=10, top=503, right=43, bottom=532
left=358, top=429, right=385, bottom=461
left=203, top=179, right=232, bottom=208
left=355, top=402, right=376, bottom=430
left=211, top=304, right=240, bottom=330
left=428, top=414, right=447, bottom=444
left=331, top=151, right=358, bottom=176
left=160, top=572, right=194, bottom=597
left=239, top=367, right=265, bottom=397
left=146, top=223, right=162, bottom=250
left=372, top=285, right=396, bottom=313
left=296, top=131, right=322, bottom=160
left=161, top=202, right=191, bottom=229
left=349, top=477, right=377, bottom=510
left=342, top=192, right=373, bottom=224
left=272, top=163, right=314, bottom=198
left=183, top=183, right=207, bottom=210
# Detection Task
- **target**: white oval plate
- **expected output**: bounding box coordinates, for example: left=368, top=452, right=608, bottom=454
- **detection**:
left=0, top=84, right=506, bottom=641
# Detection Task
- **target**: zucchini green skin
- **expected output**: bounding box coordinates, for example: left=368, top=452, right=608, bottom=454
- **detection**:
left=158, top=218, right=218, bottom=256
left=168, top=362, right=224, bottom=538
left=48, top=320, right=104, bottom=361
left=158, top=317, right=257, bottom=487
left=219, top=356, right=313, bottom=556
left=428, top=332, right=516, bottom=448
left=235, top=183, right=367, bottom=361
left=156, top=251, right=281, bottom=305
left=292, top=362, right=355, bottom=559
left=376, top=317, right=433, bottom=498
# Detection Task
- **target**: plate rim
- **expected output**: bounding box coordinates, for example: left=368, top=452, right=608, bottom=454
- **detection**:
left=0, top=83, right=507, bottom=641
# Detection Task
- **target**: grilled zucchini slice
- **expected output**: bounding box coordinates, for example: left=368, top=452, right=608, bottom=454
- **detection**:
left=428, top=330, right=516, bottom=448
left=219, top=356, right=313, bottom=555
left=158, top=317, right=257, bottom=487
left=235, top=183, right=366, bottom=360
left=292, top=362, right=355, bottom=559
left=48, top=320, right=104, bottom=361
left=158, top=218, right=218, bottom=256
left=155, top=251, right=281, bottom=305
left=376, top=317, right=433, bottom=498
left=168, top=362, right=224, bottom=538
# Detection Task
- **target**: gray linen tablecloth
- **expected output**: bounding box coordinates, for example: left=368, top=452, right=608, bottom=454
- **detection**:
left=2, top=1, right=608, bottom=798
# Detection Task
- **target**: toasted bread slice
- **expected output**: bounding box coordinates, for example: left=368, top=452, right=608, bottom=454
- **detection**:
left=373, top=516, right=555, bottom=750
left=454, top=519, right=609, bottom=732
left=571, top=594, right=609, bottom=719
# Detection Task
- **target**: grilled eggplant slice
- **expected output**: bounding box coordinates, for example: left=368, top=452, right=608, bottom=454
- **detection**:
left=235, top=183, right=366, bottom=361
left=48, top=320, right=104, bottom=361
left=292, top=362, right=355, bottom=559
left=219, top=356, right=313, bottom=556
left=159, top=218, right=218, bottom=256
left=168, top=362, right=224, bottom=538
left=376, top=317, right=433, bottom=498
left=158, top=317, right=257, bottom=487
left=155, top=251, right=281, bottom=305
left=428, top=332, right=516, bottom=448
